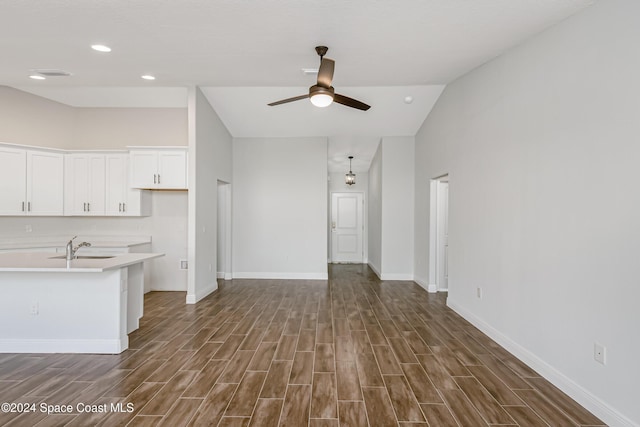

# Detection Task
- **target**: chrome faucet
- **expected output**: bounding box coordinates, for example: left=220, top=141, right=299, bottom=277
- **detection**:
left=66, top=236, right=91, bottom=260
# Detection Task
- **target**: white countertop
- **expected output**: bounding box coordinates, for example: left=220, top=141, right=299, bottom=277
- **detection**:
left=0, top=252, right=164, bottom=273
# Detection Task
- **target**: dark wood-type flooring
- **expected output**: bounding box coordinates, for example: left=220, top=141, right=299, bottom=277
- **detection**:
left=0, top=264, right=605, bottom=426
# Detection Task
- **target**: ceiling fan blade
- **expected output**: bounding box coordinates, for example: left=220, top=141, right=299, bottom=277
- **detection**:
left=333, top=93, right=371, bottom=111
left=317, top=58, right=335, bottom=88
left=267, top=94, right=309, bottom=106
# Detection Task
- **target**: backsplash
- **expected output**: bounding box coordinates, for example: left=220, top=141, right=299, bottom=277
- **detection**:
left=0, top=191, right=187, bottom=291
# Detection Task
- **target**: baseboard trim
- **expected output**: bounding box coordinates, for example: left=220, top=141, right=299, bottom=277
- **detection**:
left=414, top=276, right=427, bottom=289
left=447, top=298, right=637, bottom=427
left=217, top=272, right=224, bottom=279
left=367, top=262, right=382, bottom=279
left=232, top=272, right=328, bottom=280
left=186, top=282, right=219, bottom=304
left=0, top=338, right=127, bottom=354
left=365, top=262, right=413, bottom=281
left=380, top=273, right=414, bottom=281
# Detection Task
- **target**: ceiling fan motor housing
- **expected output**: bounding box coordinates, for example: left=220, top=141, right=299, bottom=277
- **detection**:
left=310, top=85, right=334, bottom=97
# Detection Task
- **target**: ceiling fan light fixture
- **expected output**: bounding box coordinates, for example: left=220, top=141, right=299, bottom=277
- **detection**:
left=310, top=93, right=333, bottom=108
left=309, top=85, right=334, bottom=108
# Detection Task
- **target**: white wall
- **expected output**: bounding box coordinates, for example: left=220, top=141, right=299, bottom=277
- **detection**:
left=414, top=0, right=640, bottom=425
left=0, top=192, right=188, bottom=291
left=328, top=171, right=369, bottom=263
left=233, top=137, right=328, bottom=279
left=0, top=87, right=188, bottom=150
left=72, top=108, right=187, bottom=149
left=187, top=87, right=233, bottom=303
left=0, top=86, right=75, bottom=148
left=367, top=138, right=415, bottom=280
left=367, top=144, right=382, bottom=276
left=381, top=136, right=414, bottom=279
left=0, top=87, right=189, bottom=292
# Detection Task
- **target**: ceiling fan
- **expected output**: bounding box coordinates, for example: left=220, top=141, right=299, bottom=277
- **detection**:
left=268, top=46, right=371, bottom=111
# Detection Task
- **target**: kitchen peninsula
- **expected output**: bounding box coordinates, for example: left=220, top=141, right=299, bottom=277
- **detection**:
left=0, top=251, right=163, bottom=354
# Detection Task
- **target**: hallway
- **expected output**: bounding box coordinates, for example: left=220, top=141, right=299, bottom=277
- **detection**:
left=0, top=264, right=604, bottom=426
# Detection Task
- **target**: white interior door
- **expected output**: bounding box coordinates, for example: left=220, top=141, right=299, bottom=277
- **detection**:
left=331, top=192, right=364, bottom=263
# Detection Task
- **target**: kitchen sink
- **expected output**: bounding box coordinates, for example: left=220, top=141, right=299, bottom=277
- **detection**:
left=50, top=255, right=116, bottom=260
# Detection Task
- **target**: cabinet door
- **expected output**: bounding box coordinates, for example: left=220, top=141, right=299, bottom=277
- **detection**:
left=106, top=154, right=151, bottom=216
left=129, top=151, right=158, bottom=189
left=106, top=154, right=127, bottom=215
left=65, top=154, right=105, bottom=216
left=157, top=150, right=187, bottom=189
left=27, top=150, right=64, bottom=216
left=87, top=155, right=106, bottom=215
left=65, top=155, right=91, bottom=215
left=0, top=147, right=27, bottom=215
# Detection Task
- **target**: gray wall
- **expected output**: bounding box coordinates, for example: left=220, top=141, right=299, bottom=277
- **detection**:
left=187, top=86, right=233, bottom=302
left=413, top=0, right=640, bottom=424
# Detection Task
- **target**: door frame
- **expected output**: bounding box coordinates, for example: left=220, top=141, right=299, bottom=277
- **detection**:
left=329, top=191, right=366, bottom=264
left=217, top=180, right=232, bottom=280
left=428, top=174, right=449, bottom=293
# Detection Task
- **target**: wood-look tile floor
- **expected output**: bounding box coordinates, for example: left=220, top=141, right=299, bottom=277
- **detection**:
left=0, top=264, right=606, bottom=426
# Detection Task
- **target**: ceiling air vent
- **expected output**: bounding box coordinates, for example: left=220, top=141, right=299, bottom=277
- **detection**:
left=32, top=69, right=73, bottom=77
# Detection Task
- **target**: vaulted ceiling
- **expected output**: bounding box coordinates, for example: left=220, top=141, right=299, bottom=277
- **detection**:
left=1, top=0, right=595, bottom=171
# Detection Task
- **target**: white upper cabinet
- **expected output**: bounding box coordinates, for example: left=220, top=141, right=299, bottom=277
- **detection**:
left=129, top=147, right=187, bottom=190
left=64, top=153, right=106, bottom=216
left=0, top=146, right=26, bottom=215
left=105, top=153, right=151, bottom=216
left=0, top=145, right=64, bottom=216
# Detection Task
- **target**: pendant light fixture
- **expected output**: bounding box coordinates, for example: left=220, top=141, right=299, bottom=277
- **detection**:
left=345, top=156, right=356, bottom=186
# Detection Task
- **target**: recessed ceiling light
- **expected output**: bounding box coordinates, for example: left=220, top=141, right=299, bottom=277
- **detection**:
left=404, top=96, right=414, bottom=104
left=29, top=75, right=46, bottom=80
left=91, top=44, right=111, bottom=52
left=141, top=75, right=156, bottom=80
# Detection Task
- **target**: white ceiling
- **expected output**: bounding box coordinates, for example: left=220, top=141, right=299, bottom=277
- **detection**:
left=1, top=0, right=595, bottom=171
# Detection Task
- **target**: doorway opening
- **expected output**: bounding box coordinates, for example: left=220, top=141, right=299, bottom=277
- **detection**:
left=330, top=192, right=365, bottom=263
left=217, top=181, right=232, bottom=280
left=428, top=175, right=449, bottom=293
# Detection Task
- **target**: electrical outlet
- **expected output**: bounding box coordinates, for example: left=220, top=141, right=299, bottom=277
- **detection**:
left=30, top=302, right=39, bottom=315
left=594, top=343, right=606, bottom=365
left=477, top=287, right=482, bottom=299
left=179, top=260, right=188, bottom=270
left=25, top=224, right=32, bottom=233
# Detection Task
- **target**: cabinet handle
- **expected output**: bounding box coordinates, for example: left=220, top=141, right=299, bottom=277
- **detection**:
left=87, top=203, right=90, bottom=212
left=153, top=174, right=157, bottom=184
left=119, top=203, right=122, bottom=212
left=28, top=202, right=31, bottom=212
left=157, top=174, right=160, bottom=184
left=22, top=201, right=25, bottom=212
left=83, top=202, right=86, bottom=212
left=122, top=203, right=126, bottom=212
